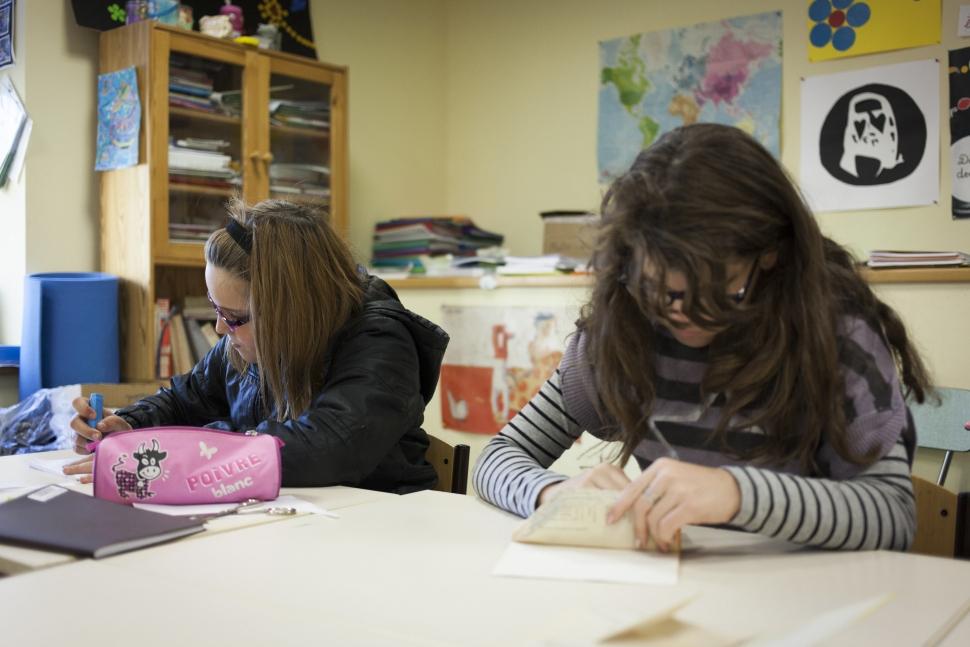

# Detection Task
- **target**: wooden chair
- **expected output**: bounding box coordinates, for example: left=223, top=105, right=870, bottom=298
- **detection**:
left=426, top=434, right=470, bottom=495
left=910, top=476, right=968, bottom=558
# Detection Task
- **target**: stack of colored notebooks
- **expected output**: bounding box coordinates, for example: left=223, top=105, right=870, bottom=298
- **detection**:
left=371, top=217, right=503, bottom=274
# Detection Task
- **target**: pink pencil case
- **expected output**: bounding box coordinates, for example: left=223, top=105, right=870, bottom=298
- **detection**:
left=91, top=427, right=284, bottom=505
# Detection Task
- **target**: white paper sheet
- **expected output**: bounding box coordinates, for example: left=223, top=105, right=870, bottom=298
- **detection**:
left=28, top=455, right=85, bottom=480
left=133, top=495, right=336, bottom=518
left=492, top=540, right=678, bottom=585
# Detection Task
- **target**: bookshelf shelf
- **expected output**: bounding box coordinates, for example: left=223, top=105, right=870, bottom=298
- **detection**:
left=270, top=124, right=330, bottom=140
left=169, top=106, right=241, bottom=126
left=169, top=182, right=235, bottom=197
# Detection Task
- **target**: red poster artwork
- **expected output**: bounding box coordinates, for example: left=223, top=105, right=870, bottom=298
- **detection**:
left=439, top=305, right=578, bottom=434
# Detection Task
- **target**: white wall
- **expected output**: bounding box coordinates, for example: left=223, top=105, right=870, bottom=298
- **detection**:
left=0, top=0, right=27, bottom=347
left=0, top=1, right=98, bottom=348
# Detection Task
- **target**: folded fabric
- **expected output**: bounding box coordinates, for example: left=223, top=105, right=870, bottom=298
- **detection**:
left=512, top=488, right=680, bottom=552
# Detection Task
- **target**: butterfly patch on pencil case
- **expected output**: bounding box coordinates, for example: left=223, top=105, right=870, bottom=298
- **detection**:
left=90, top=427, right=284, bottom=505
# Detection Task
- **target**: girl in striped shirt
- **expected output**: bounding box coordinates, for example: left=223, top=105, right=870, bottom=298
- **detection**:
left=473, top=123, right=931, bottom=552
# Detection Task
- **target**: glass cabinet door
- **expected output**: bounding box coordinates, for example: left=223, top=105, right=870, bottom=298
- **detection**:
left=266, top=59, right=342, bottom=230
left=161, top=47, right=246, bottom=262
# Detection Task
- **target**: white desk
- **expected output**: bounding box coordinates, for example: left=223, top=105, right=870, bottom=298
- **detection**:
left=1, top=455, right=970, bottom=645
left=0, top=450, right=394, bottom=575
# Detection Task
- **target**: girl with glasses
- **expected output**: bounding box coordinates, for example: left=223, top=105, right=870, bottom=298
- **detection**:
left=474, top=123, right=930, bottom=551
left=68, top=199, right=448, bottom=493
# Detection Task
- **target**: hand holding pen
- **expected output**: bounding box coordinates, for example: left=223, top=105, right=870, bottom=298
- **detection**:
left=65, top=392, right=133, bottom=482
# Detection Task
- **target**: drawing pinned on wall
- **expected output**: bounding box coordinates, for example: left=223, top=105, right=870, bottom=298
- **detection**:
left=807, top=0, right=940, bottom=62
left=950, top=47, right=970, bottom=219
left=597, top=11, right=781, bottom=184
left=439, top=305, right=578, bottom=435
left=799, top=59, right=939, bottom=212
left=95, top=66, right=141, bottom=171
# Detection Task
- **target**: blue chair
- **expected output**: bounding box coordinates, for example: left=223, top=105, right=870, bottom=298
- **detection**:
left=909, top=387, right=970, bottom=487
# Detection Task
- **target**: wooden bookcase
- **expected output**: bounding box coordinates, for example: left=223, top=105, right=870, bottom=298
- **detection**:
left=99, top=22, right=348, bottom=381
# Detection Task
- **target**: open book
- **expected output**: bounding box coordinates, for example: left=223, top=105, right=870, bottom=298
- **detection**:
left=0, top=486, right=205, bottom=558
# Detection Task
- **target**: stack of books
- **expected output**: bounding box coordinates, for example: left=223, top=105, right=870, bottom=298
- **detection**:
left=370, top=217, right=504, bottom=274
left=155, top=297, right=221, bottom=378
left=169, top=62, right=216, bottom=113
left=270, top=99, right=330, bottom=130
left=866, top=250, right=970, bottom=268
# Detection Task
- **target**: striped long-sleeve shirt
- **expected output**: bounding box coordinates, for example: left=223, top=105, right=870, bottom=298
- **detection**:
left=473, top=317, right=917, bottom=551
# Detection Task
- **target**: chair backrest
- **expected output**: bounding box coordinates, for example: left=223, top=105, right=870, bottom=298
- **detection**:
left=426, top=433, right=470, bottom=495
left=911, top=475, right=958, bottom=558
left=909, top=387, right=970, bottom=453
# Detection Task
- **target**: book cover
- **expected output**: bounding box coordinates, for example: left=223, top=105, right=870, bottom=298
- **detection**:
left=0, top=486, right=205, bottom=559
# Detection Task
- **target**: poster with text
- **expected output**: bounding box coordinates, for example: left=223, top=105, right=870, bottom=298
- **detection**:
left=597, top=11, right=781, bottom=184
left=807, top=0, right=940, bottom=62
left=950, top=47, right=970, bottom=219
left=439, top=305, right=579, bottom=435
left=799, top=59, right=939, bottom=213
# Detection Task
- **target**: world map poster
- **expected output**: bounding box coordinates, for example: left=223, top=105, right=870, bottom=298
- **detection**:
left=597, top=12, right=781, bottom=184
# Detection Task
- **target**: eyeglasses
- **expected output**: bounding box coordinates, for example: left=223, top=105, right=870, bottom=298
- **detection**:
left=206, top=291, right=251, bottom=332
left=663, top=262, right=758, bottom=308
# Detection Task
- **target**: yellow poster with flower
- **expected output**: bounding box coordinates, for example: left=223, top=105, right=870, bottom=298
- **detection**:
left=808, top=0, right=940, bottom=62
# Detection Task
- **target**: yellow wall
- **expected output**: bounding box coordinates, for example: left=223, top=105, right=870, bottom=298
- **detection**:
left=311, top=0, right=449, bottom=261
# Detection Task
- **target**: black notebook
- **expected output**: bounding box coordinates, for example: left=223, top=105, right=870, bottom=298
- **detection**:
left=0, top=485, right=206, bottom=558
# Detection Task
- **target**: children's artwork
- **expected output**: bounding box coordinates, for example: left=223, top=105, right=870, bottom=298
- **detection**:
left=799, top=59, right=939, bottom=213
left=950, top=47, right=970, bottom=219
left=96, top=66, right=141, bottom=171
left=0, top=0, right=13, bottom=70
left=439, top=305, right=579, bottom=435
left=807, top=0, right=940, bottom=62
left=597, top=11, right=781, bottom=184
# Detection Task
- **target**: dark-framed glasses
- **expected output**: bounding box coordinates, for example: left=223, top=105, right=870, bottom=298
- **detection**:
left=663, top=262, right=758, bottom=308
left=206, top=291, right=251, bottom=332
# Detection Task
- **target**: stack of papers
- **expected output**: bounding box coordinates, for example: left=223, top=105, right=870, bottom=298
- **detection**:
left=0, top=76, right=29, bottom=187
left=497, top=254, right=583, bottom=275
left=270, top=99, right=330, bottom=130
left=866, top=250, right=970, bottom=268
left=269, top=163, right=330, bottom=199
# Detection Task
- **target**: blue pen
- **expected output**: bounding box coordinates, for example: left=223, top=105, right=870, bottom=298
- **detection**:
left=88, top=392, right=104, bottom=431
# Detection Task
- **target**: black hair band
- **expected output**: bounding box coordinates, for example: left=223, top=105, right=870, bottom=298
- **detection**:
left=226, top=218, right=253, bottom=254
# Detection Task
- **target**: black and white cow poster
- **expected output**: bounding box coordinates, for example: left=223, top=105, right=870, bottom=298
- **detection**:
left=799, top=59, right=939, bottom=212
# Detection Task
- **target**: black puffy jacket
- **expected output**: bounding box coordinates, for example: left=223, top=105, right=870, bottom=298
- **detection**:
left=115, top=275, right=448, bottom=493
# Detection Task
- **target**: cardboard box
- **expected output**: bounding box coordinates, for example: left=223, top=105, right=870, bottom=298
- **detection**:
left=541, top=212, right=600, bottom=261
left=81, top=382, right=167, bottom=409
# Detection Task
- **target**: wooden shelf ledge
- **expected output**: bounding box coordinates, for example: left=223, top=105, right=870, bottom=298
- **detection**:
left=859, top=266, right=970, bottom=284
left=387, top=267, right=970, bottom=290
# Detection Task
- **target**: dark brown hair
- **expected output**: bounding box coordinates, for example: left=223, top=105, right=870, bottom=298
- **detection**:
left=582, top=123, right=931, bottom=471
left=205, top=199, right=364, bottom=420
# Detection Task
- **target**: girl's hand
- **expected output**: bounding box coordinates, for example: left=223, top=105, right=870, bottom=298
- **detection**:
left=67, top=397, right=133, bottom=483
left=607, top=458, right=741, bottom=552
left=537, top=462, right=631, bottom=507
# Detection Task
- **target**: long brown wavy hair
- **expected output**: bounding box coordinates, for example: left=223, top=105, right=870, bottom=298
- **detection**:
left=582, top=123, right=931, bottom=471
left=205, top=199, right=364, bottom=420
